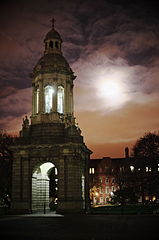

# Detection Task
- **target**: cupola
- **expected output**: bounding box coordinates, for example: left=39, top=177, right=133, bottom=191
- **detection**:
left=44, top=18, right=62, bottom=55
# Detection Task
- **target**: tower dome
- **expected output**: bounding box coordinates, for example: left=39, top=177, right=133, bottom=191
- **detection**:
left=44, top=29, right=62, bottom=42
left=33, top=18, right=73, bottom=76
left=43, top=18, right=63, bottom=55
left=33, top=53, right=73, bottom=76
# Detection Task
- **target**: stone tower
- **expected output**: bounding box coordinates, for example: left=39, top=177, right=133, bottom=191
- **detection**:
left=11, top=19, right=92, bottom=213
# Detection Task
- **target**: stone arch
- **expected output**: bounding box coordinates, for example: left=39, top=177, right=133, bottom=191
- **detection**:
left=32, top=161, right=58, bottom=212
left=44, top=85, right=54, bottom=113
left=49, top=40, right=53, bottom=48
left=57, top=85, right=64, bottom=114
left=55, top=41, right=59, bottom=48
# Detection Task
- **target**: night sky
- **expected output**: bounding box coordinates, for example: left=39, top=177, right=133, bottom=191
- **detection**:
left=0, top=0, right=159, bottom=158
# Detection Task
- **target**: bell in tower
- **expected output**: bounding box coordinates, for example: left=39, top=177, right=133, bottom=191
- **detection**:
left=11, top=19, right=92, bottom=214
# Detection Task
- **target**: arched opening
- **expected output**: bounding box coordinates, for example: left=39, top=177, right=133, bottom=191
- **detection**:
left=49, top=41, right=53, bottom=48
left=55, top=41, right=59, bottom=48
left=57, top=86, right=64, bottom=114
left=32, top=162, right=58, bottom=212
left=45, top=85, right=54, bottom=113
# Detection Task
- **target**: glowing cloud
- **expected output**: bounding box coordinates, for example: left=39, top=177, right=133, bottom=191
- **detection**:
left=96, top=69, right=131, bottom=109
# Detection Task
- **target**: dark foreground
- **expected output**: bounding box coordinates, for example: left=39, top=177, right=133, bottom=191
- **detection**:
left=0, top=213, right=159, bottom=240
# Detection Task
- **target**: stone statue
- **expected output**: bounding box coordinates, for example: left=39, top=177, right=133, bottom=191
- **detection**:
left=22, top=116, right=29, bottom=128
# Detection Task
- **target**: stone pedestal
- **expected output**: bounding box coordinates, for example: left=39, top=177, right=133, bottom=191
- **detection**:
left=11, top=124, right=91, bottom=214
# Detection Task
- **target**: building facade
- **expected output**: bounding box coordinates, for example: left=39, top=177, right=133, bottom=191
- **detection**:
left=11, top=20, right=92, bottom=213
left=89, top=153, right=159, bottom=205
left=89, top=157, right=124, bottom=205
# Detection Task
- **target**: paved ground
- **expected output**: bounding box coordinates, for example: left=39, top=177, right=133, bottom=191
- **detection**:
left=0, top=212, right=159, bottom=240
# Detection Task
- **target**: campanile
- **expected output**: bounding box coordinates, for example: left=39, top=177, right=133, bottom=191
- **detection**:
left=11, top=19, right=92, bottom=213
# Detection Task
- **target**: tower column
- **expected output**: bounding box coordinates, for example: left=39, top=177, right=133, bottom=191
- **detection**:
left=32, top=86, right=35, bottom=115
left=53, top=82, right=57, bottom=112
left=70, top=84, right=74, bottom=114
left=65, top=81, right=69, bottom=114
left=39, top=81, right=44, bottom=113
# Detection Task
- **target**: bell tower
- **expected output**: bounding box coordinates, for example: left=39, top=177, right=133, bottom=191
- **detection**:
left=31, top=18, right=75, bottom=126
left=11, top=19, right=92, bottom=214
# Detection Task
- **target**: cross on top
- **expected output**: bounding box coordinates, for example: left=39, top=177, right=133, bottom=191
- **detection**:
left=50, top=17, right=56, bottom=29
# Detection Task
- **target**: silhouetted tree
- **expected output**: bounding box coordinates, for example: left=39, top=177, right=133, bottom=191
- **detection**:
left=0, top=131, right=15, bottom=200
left=112, top=187, right=138, bottom=205
left=132, top=132, right=159, bottom=202
left=133, top=132, right=159, bottom=165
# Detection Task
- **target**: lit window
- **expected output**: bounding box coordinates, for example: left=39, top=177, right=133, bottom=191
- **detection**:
left=100, top=187, right=103, bottom=194
left=106, top=187, right=109, bottom=194
left=45, top=85, right=54, bottom=113
left=81, top=175, right=85, bottom=200
left=120, top=167, right=124, bottom=172
left=152, top=196, right=156, bottom=201
left=89, top=168, right=95, bottom=174
left=130, top=166, right=134, bottom=172
left=158, top=164, right=159, bottom=172
left=99, top=177, right=102, bottom=183
left=57, top=86, right=64, bottom=114
left=146, top=167, right=149, bottom=172
left=149, top=168, right=151, bottom=172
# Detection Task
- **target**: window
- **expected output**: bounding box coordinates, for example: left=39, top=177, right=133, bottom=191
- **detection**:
left=106, top=187, right=109, bottom=194
left=57, top=86, right=64, bottom=114
left=105, top=178, right=109, bottom=184
left=106, top=197, right=109, bottom=203
left=112, top=178, right=115, bottom=183
left=81, top=176, right=85, bottom=200
left=55, top=41, right=59, bottom=48
left=100, top=197, right=103, bottom=204
left=100, top=187, right=103, bottom=194
left=35, top=88, right=39, bottom=113
left=49, top=41, right=53, bottom=48
left=89, top=168, right=95, bottom=174
left=99, top=177, right=102, bottom=183
left=45, top=85, right=54, bottom=113
left=130, top=166, right=134, bottom=172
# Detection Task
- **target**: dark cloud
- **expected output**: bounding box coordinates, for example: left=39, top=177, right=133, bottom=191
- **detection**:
left=0, top=0, right=159, bottom=156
